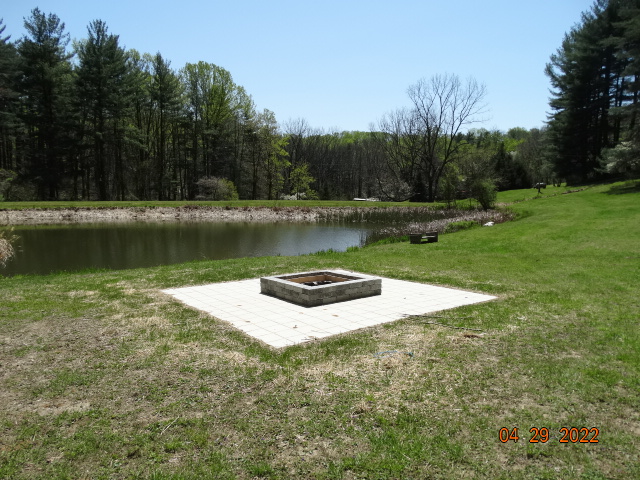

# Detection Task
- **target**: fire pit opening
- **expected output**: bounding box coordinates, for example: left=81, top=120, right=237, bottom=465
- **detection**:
left=260, top=270, right=381, bottom=307
left=287, top=273, right=350, bottom=287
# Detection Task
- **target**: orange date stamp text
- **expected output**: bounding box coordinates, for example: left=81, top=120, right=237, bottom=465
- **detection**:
left=499, top=427, right=599, bottom=443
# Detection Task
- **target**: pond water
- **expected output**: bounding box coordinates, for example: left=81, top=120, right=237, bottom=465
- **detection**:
left=1, top=222, right=374, bottom=276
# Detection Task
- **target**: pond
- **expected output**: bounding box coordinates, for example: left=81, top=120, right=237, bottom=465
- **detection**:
left=0, top=222, right=374, bottom=276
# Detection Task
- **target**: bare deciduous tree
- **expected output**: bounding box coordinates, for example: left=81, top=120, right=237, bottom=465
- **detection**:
left=375, top=74, right=487, bottom=202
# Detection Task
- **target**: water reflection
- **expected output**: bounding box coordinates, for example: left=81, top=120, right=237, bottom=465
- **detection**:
left=1, top=222, right=371, bottom=276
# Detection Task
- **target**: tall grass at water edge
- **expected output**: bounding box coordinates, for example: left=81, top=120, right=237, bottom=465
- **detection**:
left=314, top=204, right=515, bottom=246
left=360, top=208, right=514, bottom=245
left=0, top=180, right=638, bottom=479
left=0, top=228, right=17, bottom=267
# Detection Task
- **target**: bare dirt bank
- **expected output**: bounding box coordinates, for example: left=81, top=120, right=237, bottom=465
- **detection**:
left=0, top=206, right=436, bottom=226
left=0, top=206, right=330, bottom=225
left=1, top=205, right=514, bottom=235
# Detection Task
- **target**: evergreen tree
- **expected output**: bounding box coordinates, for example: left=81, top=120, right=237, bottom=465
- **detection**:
left=75, top=20, right=130, bottom=200
left=16, top=8, right=74, bottom=199
left=125, top=50, right=154, bottom=200
left=149, top=53, right=182, bottom=200
left=0, top=19, right=21, bottom=173
left=609, top=1, right=640, bottom=142
left=546, top=0, right=631, bottom=182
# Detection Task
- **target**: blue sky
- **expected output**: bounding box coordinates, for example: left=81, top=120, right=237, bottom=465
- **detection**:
left=2, top=0, right=594, bottom=133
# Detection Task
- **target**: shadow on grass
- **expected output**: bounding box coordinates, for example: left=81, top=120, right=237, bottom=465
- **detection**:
left=603, top=180, right=640, bottom=195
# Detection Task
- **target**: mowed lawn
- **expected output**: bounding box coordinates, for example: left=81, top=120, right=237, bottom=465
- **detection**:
left=0, top=181, right=638, bottom=479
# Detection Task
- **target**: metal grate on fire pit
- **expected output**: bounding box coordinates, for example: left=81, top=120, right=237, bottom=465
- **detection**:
left=260, top=270, right=381, bottom=307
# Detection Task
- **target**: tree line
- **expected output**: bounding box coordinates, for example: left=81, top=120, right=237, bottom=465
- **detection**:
left=0, top=9, right=301, bottom=201
left=546, top=0, right=640, bottom=182
left=1, top=3, right=636, bottom=203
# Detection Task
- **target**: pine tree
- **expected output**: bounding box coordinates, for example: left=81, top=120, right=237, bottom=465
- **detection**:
left=609, top=0, right=640, bottom=142
left=75, top=20, right=130, bottom=200
left=150, top=53, right=182, bottom=200
left=0, top=19, right=20, bottom=173
left=546, top=0, right=631, bottom=182
left=16, top=8, right=74, bottom=199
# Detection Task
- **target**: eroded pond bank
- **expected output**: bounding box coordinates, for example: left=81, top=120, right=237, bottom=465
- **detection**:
left=0, top=205, right=510, bottom=225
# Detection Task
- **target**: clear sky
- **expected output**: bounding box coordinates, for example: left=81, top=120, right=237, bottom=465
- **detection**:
left=2, top=0, right=594, bottom=133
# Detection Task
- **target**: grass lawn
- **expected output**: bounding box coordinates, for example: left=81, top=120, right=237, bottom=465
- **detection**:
left=0, top=181, right=638, bottom=479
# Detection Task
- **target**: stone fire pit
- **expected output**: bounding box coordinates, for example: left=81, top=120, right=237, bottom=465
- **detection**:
left=260, top=270, right=381, bottom=307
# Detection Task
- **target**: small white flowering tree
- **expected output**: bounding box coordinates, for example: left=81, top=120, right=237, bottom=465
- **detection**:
left=602, top=142, right=640, bottom=176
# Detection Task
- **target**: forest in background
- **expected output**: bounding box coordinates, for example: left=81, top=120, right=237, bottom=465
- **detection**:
left=0, top=0, right=639, bottom=202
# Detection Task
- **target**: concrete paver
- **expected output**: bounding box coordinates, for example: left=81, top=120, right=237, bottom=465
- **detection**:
left=162, top=270, right=496, bottom=348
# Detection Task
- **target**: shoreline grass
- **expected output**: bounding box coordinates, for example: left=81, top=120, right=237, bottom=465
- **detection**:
left=1, top=181, right=639, bottom=479
left=0, top=228, right=17, bottom=267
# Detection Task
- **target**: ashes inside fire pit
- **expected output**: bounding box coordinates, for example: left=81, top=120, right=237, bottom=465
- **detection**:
left=260, top=270, right=382, bottom=307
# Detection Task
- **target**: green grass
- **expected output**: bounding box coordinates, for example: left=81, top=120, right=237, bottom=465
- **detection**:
left=443, top=220, right=480, bottom=233
left=0, top=180, right=639, bottom=479
left=495, top=182, right=590, bottom=204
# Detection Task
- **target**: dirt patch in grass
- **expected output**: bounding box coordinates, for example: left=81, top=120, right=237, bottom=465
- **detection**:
left=1, top=297, right=637, bottom=478
left=1, top=183, right=639, bottom=478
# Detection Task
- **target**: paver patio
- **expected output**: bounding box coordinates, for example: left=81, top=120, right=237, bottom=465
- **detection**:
left=162, top=270, right=497, bottom=348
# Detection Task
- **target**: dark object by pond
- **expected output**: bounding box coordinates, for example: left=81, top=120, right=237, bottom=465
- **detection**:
left=409, top=231, right=438, bottom=244
left=534, top=182, right=547, bottom=193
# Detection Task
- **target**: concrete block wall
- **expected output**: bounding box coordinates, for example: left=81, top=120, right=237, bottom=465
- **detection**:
left=260, top=271, right=381, bottom=307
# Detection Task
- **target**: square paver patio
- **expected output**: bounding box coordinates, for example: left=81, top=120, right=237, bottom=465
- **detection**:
left=162, top=270, right=497, bottom=348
